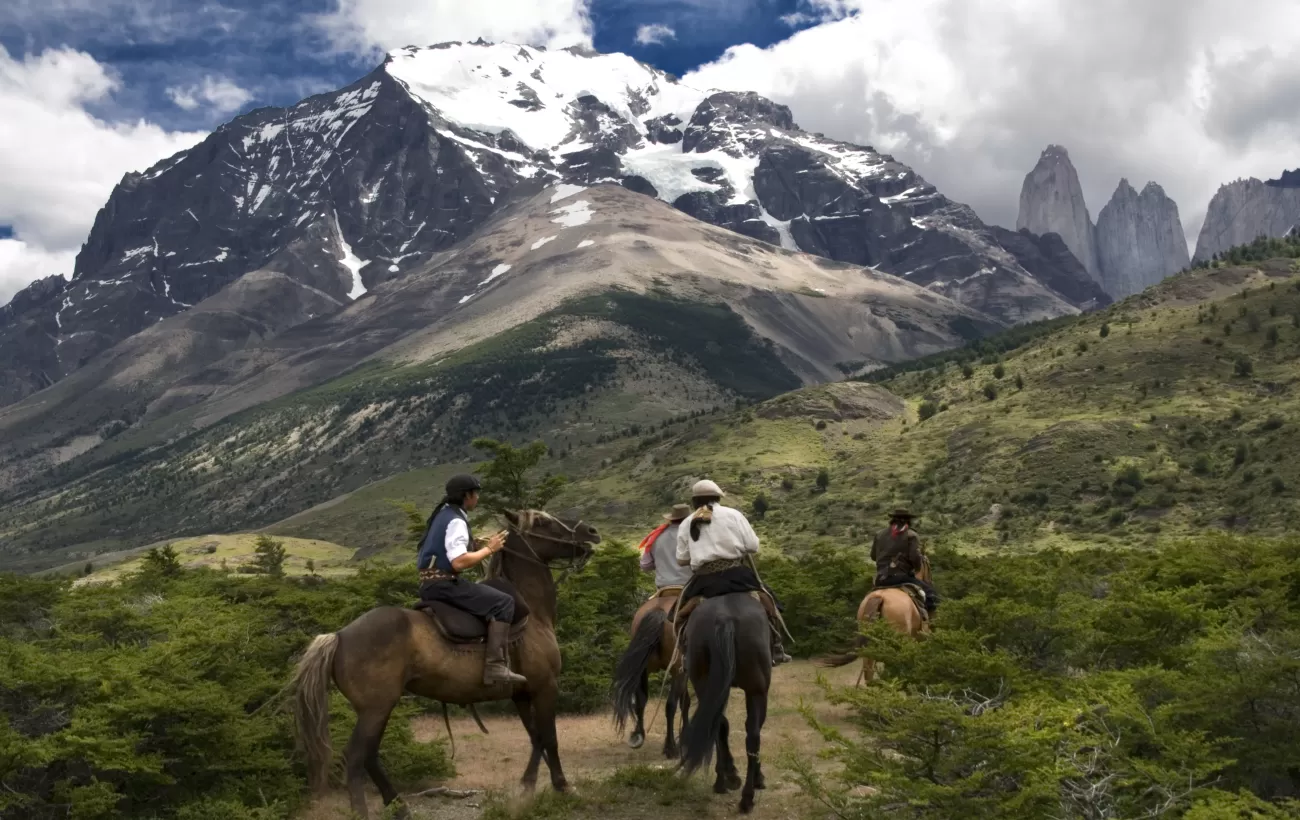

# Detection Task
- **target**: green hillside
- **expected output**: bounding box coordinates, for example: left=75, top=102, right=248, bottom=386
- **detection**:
left=0, top=289, right=798, bottom=572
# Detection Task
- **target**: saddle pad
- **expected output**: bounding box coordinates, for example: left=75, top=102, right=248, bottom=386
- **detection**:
left=653, top=586, right=684, bottom=599
left=412, top=579, right=531, bottom=644
left=897, top=584, right=929, bottom=621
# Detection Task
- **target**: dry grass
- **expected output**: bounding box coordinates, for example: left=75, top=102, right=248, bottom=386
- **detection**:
left=297, top=660, right=860, bottom=820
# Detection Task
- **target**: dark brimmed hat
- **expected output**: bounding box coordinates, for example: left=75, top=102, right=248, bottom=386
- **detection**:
left=664, top=503, right=692, bottom=522
left=445, top=474, right=482, bottom=496
left=889, top=508, right=915, bottom=520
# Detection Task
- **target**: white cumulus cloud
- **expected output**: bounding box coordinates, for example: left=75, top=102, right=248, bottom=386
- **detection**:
left=634, top=23, right=676, bottom=46
left=684, top=0, right=1300, bottom=246
left=0, top=46, right=205, bottom=306
left=166, top=76, right=253, bottom=114
left=313, top=0, right=593, bottom=55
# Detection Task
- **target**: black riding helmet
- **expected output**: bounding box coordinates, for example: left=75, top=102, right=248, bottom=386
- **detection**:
left=445, top=473, right=482, bottom=498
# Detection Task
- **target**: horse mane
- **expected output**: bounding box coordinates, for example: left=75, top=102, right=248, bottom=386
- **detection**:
left=485, top=509, right=556, bottom=579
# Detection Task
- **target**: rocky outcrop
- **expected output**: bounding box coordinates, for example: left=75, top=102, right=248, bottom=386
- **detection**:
left=1017, top=145, right=1101, bottom=281
left=0, top=275, right=68, bottom=406
left=988, top=227, right=1111, bottom=310
left=1094, top=180, right=1190, bottom=299
left=1193, top=171, right=1300, bottom=262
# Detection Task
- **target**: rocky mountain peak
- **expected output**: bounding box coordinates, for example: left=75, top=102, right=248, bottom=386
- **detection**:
left=1194, top=174, right=1300, bottom=262
left=1016, top=144, right=1102, bottom=280
left=1095, top=177, right=1189, bottom=299
left=1, top=40, right=1103, bottom=407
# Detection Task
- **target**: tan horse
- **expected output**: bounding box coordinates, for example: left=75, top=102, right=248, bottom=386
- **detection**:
left=287, top=510, right=600, bottom=819
left=818, top=556, right=932, bottom=684
left=611, top=589, right=690, bottom=758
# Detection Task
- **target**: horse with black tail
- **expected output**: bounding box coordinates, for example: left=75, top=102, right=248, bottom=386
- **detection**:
left=286, top=510, right=599, bottom=819
left=611, top=592, right=690, bottom=758
left=677, top=591, right=771, bottom=813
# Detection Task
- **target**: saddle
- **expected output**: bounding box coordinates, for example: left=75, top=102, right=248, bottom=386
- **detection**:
left=651, top=585, right=683, bottom=599
left=412, top=579, right=532, bottom=645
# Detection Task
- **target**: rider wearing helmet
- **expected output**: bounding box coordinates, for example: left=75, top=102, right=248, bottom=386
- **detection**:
left=417, top=473, right=527, bottom=685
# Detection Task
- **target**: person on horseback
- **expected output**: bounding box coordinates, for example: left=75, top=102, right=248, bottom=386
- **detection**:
left=416, top=473, right=527, bottom=685
left=639, top=503, right=693, bottom=593
left=870, top=508, right=938, bottom=614
left=674, top=479, right=792, bottom=665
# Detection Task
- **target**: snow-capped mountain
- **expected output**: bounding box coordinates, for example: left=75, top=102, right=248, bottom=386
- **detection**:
left=0, top=40, right=1101, bottom=406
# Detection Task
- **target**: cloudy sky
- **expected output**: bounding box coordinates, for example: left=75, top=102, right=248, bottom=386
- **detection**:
left=2, top=0, right=1299, bottom=305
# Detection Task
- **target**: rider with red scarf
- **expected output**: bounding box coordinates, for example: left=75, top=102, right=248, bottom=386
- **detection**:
left=870, top=508, right=939, bottom=614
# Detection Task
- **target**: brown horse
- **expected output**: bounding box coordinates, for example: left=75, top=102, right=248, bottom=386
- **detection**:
left=611, top=590, right=690, bottom=758
left=287, top=510, right=600, bottom=819
left=818, top=556, right=932, bottom=684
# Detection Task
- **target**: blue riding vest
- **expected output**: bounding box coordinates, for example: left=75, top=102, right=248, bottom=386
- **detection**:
left=417, top=505, right=470, bottom=574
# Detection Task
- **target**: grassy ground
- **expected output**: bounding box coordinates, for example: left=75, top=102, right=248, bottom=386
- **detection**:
left=299, top=659, right=859, bottom=820
left=67, top=532, right=357, bottom=585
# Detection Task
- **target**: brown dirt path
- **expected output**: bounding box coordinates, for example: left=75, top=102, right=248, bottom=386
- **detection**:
left=301, top=660, right=860, bottom=819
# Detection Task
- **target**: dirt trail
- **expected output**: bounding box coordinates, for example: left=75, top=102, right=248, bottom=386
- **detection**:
left=304, top=660, right=861, bottom=819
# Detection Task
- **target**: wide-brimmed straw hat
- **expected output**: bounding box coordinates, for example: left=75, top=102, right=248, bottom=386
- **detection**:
left=664, top=503, right=692, bottom=522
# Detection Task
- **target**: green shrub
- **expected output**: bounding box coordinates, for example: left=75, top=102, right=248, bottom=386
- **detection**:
left=918, top=401, right=938, bottom=421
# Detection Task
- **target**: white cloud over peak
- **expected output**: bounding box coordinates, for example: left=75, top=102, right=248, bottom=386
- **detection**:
left=313, top=0, right=593, bottom=55
left=166, top=76, right=253, bottom=114
left=0, top=46, right=205, bottom=306
left=634, top=23, right=676, bottom=46
left=685, top=0, right=1300, bottom=246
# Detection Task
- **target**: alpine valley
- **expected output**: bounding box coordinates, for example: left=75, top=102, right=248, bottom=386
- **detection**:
left=2, top=40, right=1126, bottom=570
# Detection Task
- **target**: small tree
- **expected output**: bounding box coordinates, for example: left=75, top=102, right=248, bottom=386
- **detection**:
left=918, top=401, right=938, bottom=421
left=752, top=493, right=769, bottom=520
left=1234, top=356, right=1254, bottom=378
left=816, top=468, right=830, bottom=492
left=961, top=364, right=974, bottom=380
left=1267, top=326, right=1280, bottom=346
left=305, top=558, right=317, bottom=576
left=1099, top=322, right=1110, bottom=338
left=992, top=363, right=1005, bottom=379
left=1014, top=373, right=1025, bottom=390
left=983, top=382, right=999, bottom=401
left=83, top=562, right=94, bottom=576
left=141, top=544, right=182, bottom=578
left=253, top=534, right=286, bottom=578
left=472, top=438, right=568, bottom=513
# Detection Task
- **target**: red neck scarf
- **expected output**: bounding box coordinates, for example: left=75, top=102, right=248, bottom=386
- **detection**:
left=638, top=522, right=670, bottom=554
left=891, top=523, right=909, bottom=537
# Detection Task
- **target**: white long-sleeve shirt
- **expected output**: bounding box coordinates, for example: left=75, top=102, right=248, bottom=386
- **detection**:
left=676, top=504, right=760, bottom=569
left=445, top=515, right=470, bottom=564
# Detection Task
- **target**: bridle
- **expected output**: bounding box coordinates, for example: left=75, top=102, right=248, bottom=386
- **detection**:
left=493, top=512, right=595, bottom=583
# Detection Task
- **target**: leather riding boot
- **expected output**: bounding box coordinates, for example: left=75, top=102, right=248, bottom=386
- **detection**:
left=483, top=620, right=527, bottom=686
left=769, top=618, right=792, bottom=666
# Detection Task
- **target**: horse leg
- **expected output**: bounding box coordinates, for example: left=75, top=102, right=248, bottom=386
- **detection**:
left=629, top=669, right=648, bottom=750
left=713, top=714, right=741, bottom=793
left=362, top=714, right=409, bottom=820
left=739, top=690, right=768, bottom=813
left=344, top=706, right=397, bottom=820
left=513, top=694, right=546, bottom=791
left=532, top=687, right=569, bottom=792
left=662, top=673, right=679, bottom=759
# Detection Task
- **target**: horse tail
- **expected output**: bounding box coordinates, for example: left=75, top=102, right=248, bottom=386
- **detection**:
left=290, top=632, right=339, bottom=792
left=680, top=617, right=735, bottom=776
left=612, top=608, right=668, bottom=735
left=816, top=595, right=883, bottom=668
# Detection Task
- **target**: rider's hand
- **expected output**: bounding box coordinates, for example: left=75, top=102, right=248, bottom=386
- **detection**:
left=486, top=531, right=507, bottom=553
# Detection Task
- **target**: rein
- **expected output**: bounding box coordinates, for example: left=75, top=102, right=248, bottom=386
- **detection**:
left=493, top=513, right=593, bottom=583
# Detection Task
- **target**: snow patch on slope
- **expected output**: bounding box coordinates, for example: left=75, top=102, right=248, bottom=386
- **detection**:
left=550, top=183, right=586, bottom=203
left=577, top=239, right=595, bottom=248
left=481, top=263, right=511, bottom=287
left=551, top=200, right=592, bottom=227
left=333, top=211, right=370, bottom=299
left=531, top=235, right=558, bottom=250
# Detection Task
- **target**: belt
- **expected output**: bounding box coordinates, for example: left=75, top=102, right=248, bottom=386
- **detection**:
left=419, top=568, right=457, bottom=582
left=695, top=557, right=744, bottom=575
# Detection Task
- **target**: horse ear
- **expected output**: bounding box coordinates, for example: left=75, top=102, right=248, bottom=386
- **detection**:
left=503, top=509, right=519, bottom=526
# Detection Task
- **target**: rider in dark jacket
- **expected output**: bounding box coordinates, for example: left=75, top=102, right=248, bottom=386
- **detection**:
left=417, top=474, right=526, bottom=685
left=870, top=508, right=939, bottom=614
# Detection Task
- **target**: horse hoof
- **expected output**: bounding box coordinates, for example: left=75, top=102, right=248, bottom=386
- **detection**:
left=628, top=732, right=644, bottom=749
left=754, top=774, right=766, bottom=790
left=714, top=780, right=730, bottom=794
left=739, top=795, right=755, bottom=814
left=726, top=774, right=743, bottom=791
left=662, top=745, right=678, bottom=760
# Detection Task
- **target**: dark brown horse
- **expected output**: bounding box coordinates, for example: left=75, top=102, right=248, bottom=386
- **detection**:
left=611, top=590, right=690, bottom=758
left=678, top=592, right=772, bottom=814
left=288, top=510, right=600, bottom=819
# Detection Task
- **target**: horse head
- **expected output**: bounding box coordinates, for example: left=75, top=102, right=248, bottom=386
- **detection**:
left=502, top=509, right=600, bottom=569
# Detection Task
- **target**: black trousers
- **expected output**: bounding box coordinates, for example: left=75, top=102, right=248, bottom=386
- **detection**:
left=681, top=566, right=783, bottom=610
left=419, top=578, right=515, bottom=622
left=875, top=572, right=939, bottom=611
